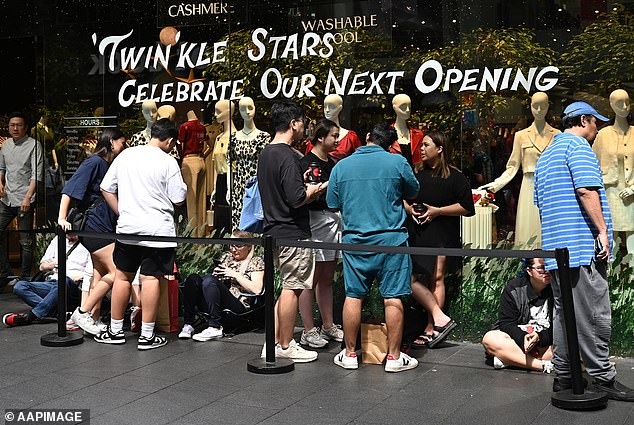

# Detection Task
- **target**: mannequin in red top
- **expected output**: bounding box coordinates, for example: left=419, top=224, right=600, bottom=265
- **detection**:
left=390, top=94, right=423, bottom=169
left=178, top=110, right=207, bottom=236
left=304, top=94, right=361, bottom=161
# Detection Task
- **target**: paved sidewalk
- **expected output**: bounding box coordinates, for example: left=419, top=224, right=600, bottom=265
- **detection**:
left=1, top=291, right=633, bottom=425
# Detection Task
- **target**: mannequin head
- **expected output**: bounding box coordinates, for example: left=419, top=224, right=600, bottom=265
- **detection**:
left=215, top=99, right=235, bottom=124
left=142, top=101, right=158, bottom=125
left=157, top=104, right=176, bottom=121
left=609, top=89, right=630, bottom=119
left=323, top=94, right=343, bottom=121
left=392, top=94, right=411, bottom=121
left=530, top=92, right=549, bottom=121
left=239, top=97, right=256, bottom=122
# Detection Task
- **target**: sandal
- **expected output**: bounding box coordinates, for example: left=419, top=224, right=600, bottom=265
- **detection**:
left=411, top=332, right=434, bottom=348
left=427, top=320, right=457, bottom=349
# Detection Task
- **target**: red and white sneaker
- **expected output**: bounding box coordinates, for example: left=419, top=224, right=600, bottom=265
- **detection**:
left=385, top=352, right=418, bottom=373
left=333, top=348, right=358, bottom=370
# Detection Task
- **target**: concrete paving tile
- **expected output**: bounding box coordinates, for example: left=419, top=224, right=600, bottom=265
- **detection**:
left=532, top=402, right=632, bottom=425
left=169, top=401, right=277, bottom=425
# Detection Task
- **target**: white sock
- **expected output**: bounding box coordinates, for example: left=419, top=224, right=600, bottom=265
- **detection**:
left=141, top=321, right=155, bottom=339
left=110, top=318, right=124, bottom=334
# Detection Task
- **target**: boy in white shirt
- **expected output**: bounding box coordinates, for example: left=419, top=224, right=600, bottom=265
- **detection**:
left=95, top=119, right=187, bottom=350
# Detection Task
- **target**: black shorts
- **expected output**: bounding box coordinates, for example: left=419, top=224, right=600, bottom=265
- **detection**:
left=80, top=235, right=114, bottom=253
left=113, top=241, right=175, bottom=276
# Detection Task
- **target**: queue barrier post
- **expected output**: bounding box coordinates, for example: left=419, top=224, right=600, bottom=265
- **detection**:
left=41, top=226, right=84, bottom=347
left=551, top=248, right=607, bottom=410
left=247, top=235, right=294, bottom=374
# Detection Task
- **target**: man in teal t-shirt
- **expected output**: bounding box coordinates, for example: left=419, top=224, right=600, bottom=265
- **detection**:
left=327, top=123, right=419, bottom=373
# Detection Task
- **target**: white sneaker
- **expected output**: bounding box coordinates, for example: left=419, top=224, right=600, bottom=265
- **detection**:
left=178, top=324, right=195, bottom=340
left=70, top=307, right=102, bottom=335
left=300, top=327, right=328, bottom=348
left=385, top=352, right=418, bottom=373
left=321, top=324, right=344, bottom=342
left=493, top=356, right=507, bottom=370
left=95, top=321, right=107, bottom=332
left=541, top=359, right=554, bottom=374
left=276, top=340, right=318, bottom=363
left=333, top=348, right=358, bottom=370
left=192, top=326, right=223, bottom=342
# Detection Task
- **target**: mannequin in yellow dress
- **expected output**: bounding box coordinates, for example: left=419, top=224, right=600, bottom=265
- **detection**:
left=593, top=89, right=634, bottom=261
left=210, top=99, right=236, bottom=208
left=479, top=92, right=560, bottom=248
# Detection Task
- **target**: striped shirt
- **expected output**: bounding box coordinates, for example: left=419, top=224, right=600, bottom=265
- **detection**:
left=534, top=132, right=613, bottom=270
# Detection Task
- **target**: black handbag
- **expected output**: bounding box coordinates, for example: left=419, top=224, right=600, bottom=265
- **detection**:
left=67, top=198, right=104, bottom=231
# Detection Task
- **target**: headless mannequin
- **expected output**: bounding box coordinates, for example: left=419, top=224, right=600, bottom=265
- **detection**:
left=304, top=94, right=361, bottom=160
left=211, top=100, right=235, bottom=207
left=391, top=94, right=423, bottom=167
left=229, top=97, right=271, bottom=230
left=479, top=92, right=560, bottom=248
left=593, top=89, right=634, bottom=260
left=179, top=110, right=207, bottom=236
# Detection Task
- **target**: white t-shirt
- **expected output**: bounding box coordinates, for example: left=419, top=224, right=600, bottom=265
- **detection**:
left=41, top=236, right=93, bottom=291
left=100, top=145, right=187, bottom=248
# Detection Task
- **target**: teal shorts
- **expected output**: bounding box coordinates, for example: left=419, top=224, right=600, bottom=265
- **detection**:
left=342, top=244, right=412, bottom=299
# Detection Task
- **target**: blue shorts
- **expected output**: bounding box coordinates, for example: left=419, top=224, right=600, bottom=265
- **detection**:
left=342, top=245, right=412, bottom=299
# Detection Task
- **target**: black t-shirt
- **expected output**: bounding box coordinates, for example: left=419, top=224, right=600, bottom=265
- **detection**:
left=257, top=143, right=311, bottom=239
left=299, top=151, right=336, bottom=211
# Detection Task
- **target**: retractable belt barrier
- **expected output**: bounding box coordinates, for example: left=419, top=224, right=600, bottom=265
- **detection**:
left=36, top=227, right=597, bottom=408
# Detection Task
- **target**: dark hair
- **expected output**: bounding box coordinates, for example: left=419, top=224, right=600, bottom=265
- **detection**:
left=8, top=111, right=27, bottom=126
left=311, top=118, right=339, bottom=145
left=562, top=114, right=592, bottom=129
left=524, top=258, right=537, bottom=268
left=94, top=127, right=125, bottom=158
left=368, top=123, right=397, bottom=151
left=151, top=118, right=178, bottom=141
left=423, top=130, right=451, bottom=179
left=270, top=101, right=304, bottom=133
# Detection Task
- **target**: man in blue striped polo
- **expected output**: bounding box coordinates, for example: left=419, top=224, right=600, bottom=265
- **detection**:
left=534, top=101, right=634, bottom=401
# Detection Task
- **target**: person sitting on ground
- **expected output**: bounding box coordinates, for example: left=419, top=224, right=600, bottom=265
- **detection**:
left=179, top=230, right=264, bottom=341
left=3, top=234, right=92, bottom=327
left=481, top=257, right=554, bottom=373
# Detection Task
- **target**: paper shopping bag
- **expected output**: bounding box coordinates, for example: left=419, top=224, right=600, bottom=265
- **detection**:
left=157, top=274, right=179, bottom=333
left=361, top=322, right=389, bottom=364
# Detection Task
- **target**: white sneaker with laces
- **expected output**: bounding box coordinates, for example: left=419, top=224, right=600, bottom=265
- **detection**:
left=276, top=339, right=318, bottom=363
left=192, top=326, right=223, bottom=342
left=178, top=324, right=195, bottom=340
left=70, top=307, right=102, bottom=335
left=333, top=348, right=358, bottom=369
left=300, top=327, right=328, bottom=348
left=541, top=359, right=554, bottom=374
left=320, top=324, right=344, bottom=342
left=385, top=352, right=418, bottom=373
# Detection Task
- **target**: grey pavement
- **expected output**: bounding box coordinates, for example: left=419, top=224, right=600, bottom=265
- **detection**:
left=1, top=290, right=633, bottom=425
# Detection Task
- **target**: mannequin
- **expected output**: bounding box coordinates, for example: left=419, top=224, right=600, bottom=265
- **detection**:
left=479, top=92, right=560, bottom=248
left=211, top=99, right=235, bottom=207
left=593, top=89, right=634, bottom=260
left=178, top=110, right=207, bottom=236
left=130, top=100, right=157, bottom=147
left=304, top=94, right=361, bottom=160
left=390, top=94, right=424, bottom=168
left=228, top=97, right=270, bottom=230
left=32, top=116, right=61, bottom=223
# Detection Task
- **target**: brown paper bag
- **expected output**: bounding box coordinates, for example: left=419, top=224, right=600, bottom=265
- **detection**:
left=361, top=322, right=388, bottom=364
left=156, top=276, right=179, bottom=333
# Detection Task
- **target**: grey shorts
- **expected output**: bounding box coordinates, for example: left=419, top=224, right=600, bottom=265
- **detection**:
left=309, top=210, right=342, bottom=262
left=275, top=243, right=315, bottom=290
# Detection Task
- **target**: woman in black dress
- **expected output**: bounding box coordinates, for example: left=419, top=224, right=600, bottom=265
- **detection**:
left=407, top=130, right=474, bottom=348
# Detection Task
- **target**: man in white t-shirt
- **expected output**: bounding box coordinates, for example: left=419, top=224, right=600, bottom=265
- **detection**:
left=95, top=119, right=187, bottom=350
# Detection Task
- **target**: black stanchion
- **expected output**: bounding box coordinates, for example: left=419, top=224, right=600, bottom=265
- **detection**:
left=41, top=226, right=84, bottom=347
left=551, top=248, right=607, bottom=410
left=247, top=235, right=294, bottom=374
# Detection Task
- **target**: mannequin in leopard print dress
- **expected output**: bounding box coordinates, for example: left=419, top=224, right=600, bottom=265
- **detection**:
left=228, top=97, right=270, bottom=231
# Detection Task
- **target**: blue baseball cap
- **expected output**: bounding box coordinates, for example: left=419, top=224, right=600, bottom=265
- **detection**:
left=562, top=101, right=609, bottom=121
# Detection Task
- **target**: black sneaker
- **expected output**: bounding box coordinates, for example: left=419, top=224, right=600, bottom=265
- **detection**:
left=2, top=313, right=31, bottom=327
left=94, top=326, right=126, bottom=344
left=138, top=333, right=168, bottom=351
left=553, top=376, right=588, bottom=392
left=593, top=379, right=634, bottom=402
